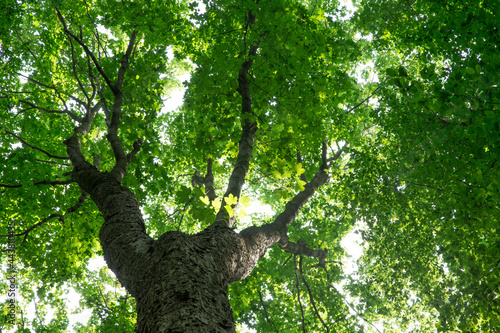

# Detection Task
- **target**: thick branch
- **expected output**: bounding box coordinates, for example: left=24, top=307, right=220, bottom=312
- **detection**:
left=192, top=158, right=217, bottom=202
left=204, top=158, right=217, bottom=202
left=126, top=138, right=144, bottom=163
left=278, top=236, right=328, bottom=261
left=240, top=143, right=337, bottom=265
left=272, top=165, right=329, bottom=232
left=213, top=53, right=258, bottom=227
left=64, top=100, right=101, bottom=169
left=70, top=162, right=153, bottom=297
left=108, top=30, right=139, bottom=181
left=115, top=30, right=138, bottom=91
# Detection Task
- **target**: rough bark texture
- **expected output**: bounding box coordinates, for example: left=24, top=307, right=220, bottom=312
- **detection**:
left=66, top=136, right=331, bottom=331
left=134, top=226, right=260, bottom=332
left=68, top=161, right=268, bottom=332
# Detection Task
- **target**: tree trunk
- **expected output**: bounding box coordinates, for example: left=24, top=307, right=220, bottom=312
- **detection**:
left=69, top=141, right=327, bottom=332
left=135, top=228, right=245, bottom=333
left=70, top=162, right=272, bottom=332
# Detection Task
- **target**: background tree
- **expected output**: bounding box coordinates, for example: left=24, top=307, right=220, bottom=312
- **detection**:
left=0, top=0, right=498, bottom=332
left=345, top=0, right=500, bottom=331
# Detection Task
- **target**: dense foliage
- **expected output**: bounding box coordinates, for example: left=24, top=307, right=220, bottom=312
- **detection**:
left=0, top=0, right=498, bottom=331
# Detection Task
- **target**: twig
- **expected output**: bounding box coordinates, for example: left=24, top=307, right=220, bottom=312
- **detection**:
left=0, top=191, right=88, bottom=245
left=347, top=81, right=385, bottom=114
left=67, top=33, right=90, bottom=103
left=16, top=99, right=82, bottom=122
left=55, top=7, right=117, bottom=94
left=331, top=285, right=382, bottom=333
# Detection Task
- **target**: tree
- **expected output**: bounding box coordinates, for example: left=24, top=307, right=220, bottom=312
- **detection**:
left=345, top=0, right=500, bottom=331
left=0, top=0, right=498, bottom=332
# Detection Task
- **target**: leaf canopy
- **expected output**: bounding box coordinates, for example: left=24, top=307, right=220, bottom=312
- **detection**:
left=1, top=0, right=499, bottom=331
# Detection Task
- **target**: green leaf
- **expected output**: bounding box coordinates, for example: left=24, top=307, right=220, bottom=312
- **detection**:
left=199, top=195, right=210, bottom=205
left=293, top=163, right=306, bottom=175
left=295, top=180, right=307, bottom=191
left=224, top=193, right=238, bottom=206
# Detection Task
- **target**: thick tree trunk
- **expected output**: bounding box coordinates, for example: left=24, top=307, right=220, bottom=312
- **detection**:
left=135, top=227, right=247, bottom=333
left=69, top=162, right=268, bottom=332
left=68, top=135, right=329, bottom=332
left=126, top=225, right=271, bottom=332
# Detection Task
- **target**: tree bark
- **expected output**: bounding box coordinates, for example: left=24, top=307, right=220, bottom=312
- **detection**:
left=69, top=161, right=274, bottom=332
left=134, top=226, right=258, bottom=333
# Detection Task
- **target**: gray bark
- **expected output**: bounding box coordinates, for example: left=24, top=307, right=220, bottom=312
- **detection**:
left=68, top=162, right=267, bottom=332
left=68, top=158, right=329, bottom=332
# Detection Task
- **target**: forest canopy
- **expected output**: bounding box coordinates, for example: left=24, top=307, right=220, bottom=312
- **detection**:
left=0, top=0, right=499, bottom=332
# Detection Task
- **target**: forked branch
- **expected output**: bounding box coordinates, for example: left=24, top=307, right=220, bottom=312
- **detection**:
left=55, top=7, right=117, bottom=95
left=240, top=141, right=341, bottom=264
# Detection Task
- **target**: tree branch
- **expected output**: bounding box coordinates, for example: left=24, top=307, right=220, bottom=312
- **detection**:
left=299, top=256, right=330, bottom=332
left=278, top=236, right=328, bottom=261
left=55, top=7, right=118, bottom=95
left=1, top=127, right=69, bottom=160
left=294, top=255, right=306, bottom=333
left=347, top=80, right=386, bottom=114
left=0, top=179, right=74, bottom=189
left=15, top=73, right=72, bottom=112
left=239, top=143, right=338, bottom=267
left=296, top=150, right=308, bottom=183
left=126, top=138, right=144, bottom=163
left=192, top=157, right=217, bottom=202
left=64, top=99, right=102, bottom=169
left=108, top=30, right=139, bottom=181
left=0, top=191, right=87, bottom=245
left=272, top=146, right=330, bottom=234
left=67, top=33, right=90, bottom=103
left=213, top=46, right=258, bottom=227
left=204, top=158, right=217, bottom=202
left=16, top=99, right=82, bottom=122
left=258, top=290, right=279, bottom=333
